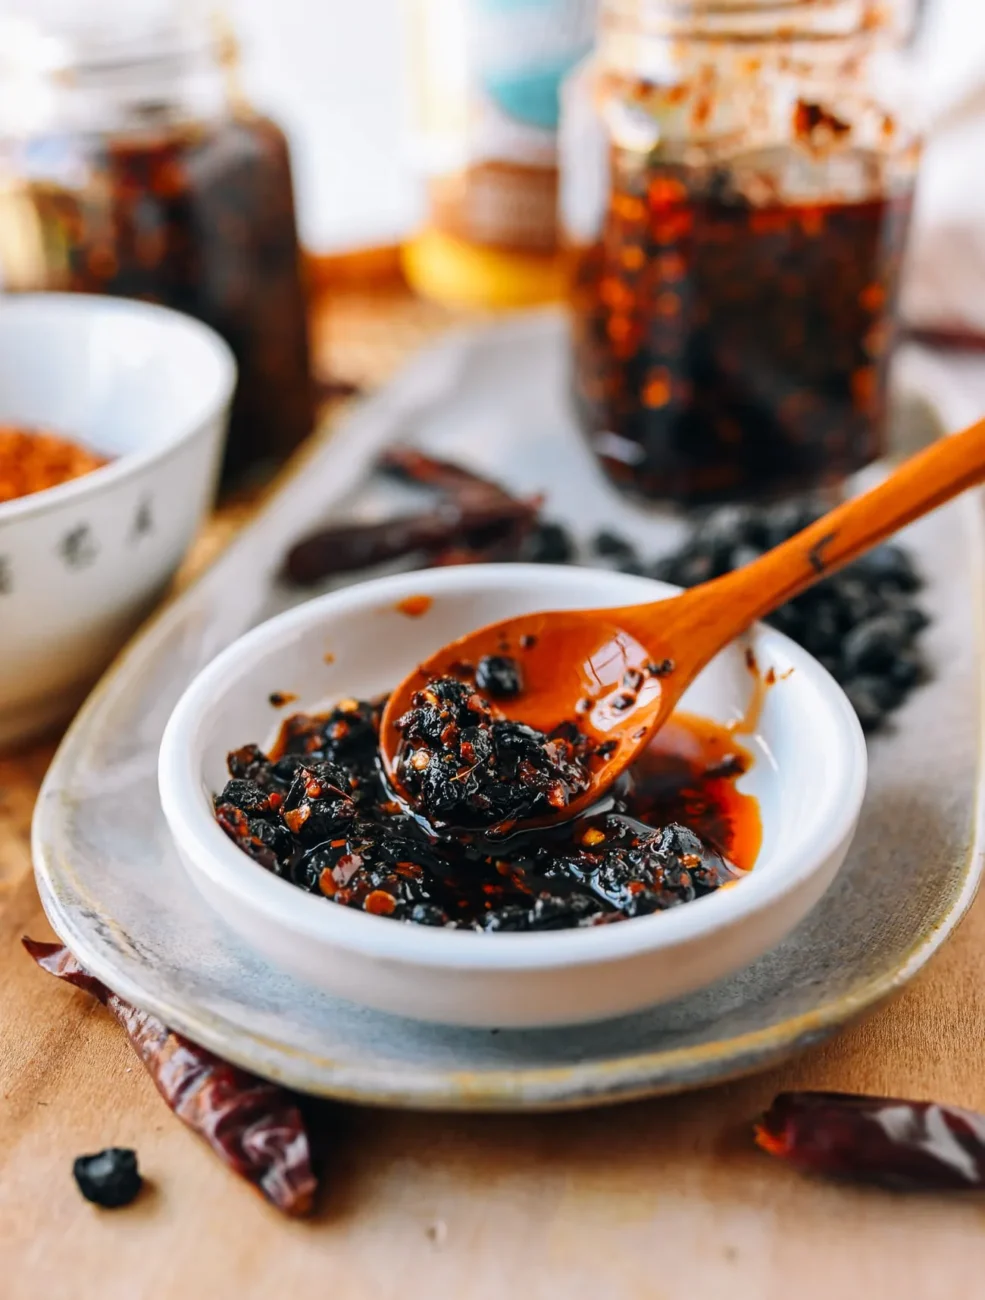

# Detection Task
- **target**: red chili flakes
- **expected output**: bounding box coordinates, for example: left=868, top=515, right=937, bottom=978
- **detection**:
left=612, top=194, right=646, bottom=222
left=648, top=176, right=688, bottom=208
left=799, top=208, right=825, bottom=238
left=284, top=806, right=310, bottom=834
left=0, top=425, right=108, bottom=504
left=364, top=890, right=397, bottom=916
left=606, top=315, right=634, bottom=345
left=600, top=276, right=635, bottom=310
left=643, top=368, right=672, bottom=408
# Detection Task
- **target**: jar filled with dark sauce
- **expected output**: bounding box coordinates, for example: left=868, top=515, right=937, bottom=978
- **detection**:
left=0, top=11, right=313, bottom=487
left=559, top=0, right=922, bottom=505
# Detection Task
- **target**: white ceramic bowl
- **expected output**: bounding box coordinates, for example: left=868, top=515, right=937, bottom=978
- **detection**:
left=0, top=294, right=235, bottom=746
left=159, top=564, right=867, bottom=1029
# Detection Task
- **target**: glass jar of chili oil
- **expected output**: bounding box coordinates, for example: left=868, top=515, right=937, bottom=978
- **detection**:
left=560, top=0, right=922, bottom=505
left=0, top=9, right=313, bottom=487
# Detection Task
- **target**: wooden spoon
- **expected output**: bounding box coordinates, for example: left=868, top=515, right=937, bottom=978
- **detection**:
left=380, top=418, right=985, bottom=830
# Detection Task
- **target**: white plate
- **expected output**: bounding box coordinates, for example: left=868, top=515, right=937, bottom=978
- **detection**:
left=32, top=313, right=985, bottom=1107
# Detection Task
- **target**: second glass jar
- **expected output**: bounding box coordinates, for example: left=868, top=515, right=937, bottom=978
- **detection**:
left=560, top=0, right=921, bottom=505
left=0, top=14, right=313, bottom=486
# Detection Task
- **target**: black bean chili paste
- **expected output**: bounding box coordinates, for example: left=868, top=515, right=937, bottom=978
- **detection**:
left=213, top=667, right=761, bottom=932
left=570, top=152, right=914, bottom=505
left=394, top=676, right=597, bottom=832
left=18, top=116, right=313, bottom=483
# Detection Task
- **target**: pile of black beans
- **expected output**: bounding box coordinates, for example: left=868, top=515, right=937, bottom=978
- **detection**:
left=521, top=500, right=929, bottom=733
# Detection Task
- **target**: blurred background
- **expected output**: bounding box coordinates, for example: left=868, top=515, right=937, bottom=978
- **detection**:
left=1, top=0, right=984, bottom=550
left=209, top=0, right=985, bottom=306
left=0, top=0, right=980, bottom=277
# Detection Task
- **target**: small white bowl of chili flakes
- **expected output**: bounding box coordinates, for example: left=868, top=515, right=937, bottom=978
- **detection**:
left=0, top=294, right=235, bottom=746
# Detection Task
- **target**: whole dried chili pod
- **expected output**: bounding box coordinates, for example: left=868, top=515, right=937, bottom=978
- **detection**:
left=285, top=498, right=540, bottom=585
left=284, top=446, right=542, bottom=585
left=429, top=505, right=542, bottom=567
left=755, top=1090, right=985, bottom=1190
left=377, top=446, right=517, bottom=507
left=24, top=938, right=317, bottom=1217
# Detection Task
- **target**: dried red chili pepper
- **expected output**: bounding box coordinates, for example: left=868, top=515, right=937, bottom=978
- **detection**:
left=285, top=498, right=538, bottom=585
left=378, top=446, right=517, bottom=508
left=24, top=939, right=316, bottom=1217
left=284, top=449, right=542, bottom=585
left=755, top=1090, right=985, bottom=1190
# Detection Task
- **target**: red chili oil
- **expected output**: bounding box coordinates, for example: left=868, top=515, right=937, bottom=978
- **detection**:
left=628, top=713, right=761, bottom=872
left=571, top=166, right=914, bottom=505
left=395, top=594, right=434, bottom=618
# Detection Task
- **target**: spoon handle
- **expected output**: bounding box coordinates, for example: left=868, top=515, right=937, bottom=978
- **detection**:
left=676, top=416, right=985, bottom=638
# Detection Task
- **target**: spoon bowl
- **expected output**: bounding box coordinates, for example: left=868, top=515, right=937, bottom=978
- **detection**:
left=378, top=604, right=670, bottom=830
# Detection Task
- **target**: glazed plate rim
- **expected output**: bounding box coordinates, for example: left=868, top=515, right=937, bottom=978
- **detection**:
left=30, top=314, right=985, bottom=1110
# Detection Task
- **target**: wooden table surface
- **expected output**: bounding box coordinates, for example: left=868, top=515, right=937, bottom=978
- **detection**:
left=2, top=289, right=985, bottom=1300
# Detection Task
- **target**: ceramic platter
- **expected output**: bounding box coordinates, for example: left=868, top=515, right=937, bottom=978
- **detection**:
left=32, top=312, right=985, bottom=1111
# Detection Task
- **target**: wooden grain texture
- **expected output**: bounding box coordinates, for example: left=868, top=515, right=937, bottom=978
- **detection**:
left=2, top=289, right=985, bottom=1300
left=4, top=863, right=985, bottom=1300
